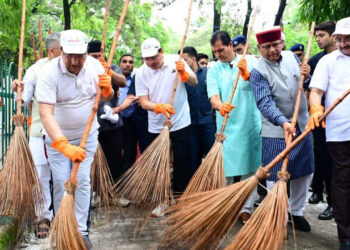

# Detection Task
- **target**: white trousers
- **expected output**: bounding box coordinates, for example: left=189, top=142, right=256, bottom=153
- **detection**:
left=29, top=136, right=52, bottom=220
left=267, top=174, right=313, bottom=216
left=226, top=172, right=258, bottom=214
left=45, top=131, right=98, bottom=235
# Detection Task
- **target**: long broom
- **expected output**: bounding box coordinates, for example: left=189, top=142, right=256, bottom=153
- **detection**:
left=224, top=21, right=316, bottom=250
left=31, top=32, right=39, bottom=61
left=179, top=6, right=259, bottom=201
left=114, top=0, right=194, bottom=216
left=162, top=89, right=350, bottom=250
left=38, top=19, right=43, bottom=58
left=0, top=0, right=43, bottom=231
left=49, top=1, right=130, bottom=249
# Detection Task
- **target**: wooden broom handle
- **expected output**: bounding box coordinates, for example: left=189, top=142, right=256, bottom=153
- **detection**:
left=219, top=6, right=259, bottom=133
left=280, top=22, right=315, bottom=172
left=16, top=0, right=26, bottom=115
left=168, top=0, right=194, bottom=108
left=100, top=0, right=111, bottom=57
left=265, top=88, right=350, bottom=172
left=71, top=0, right=130, bottom=182
left=38, top=20, right=44, bottom=58
left=31, top=32, right=38, bottom=62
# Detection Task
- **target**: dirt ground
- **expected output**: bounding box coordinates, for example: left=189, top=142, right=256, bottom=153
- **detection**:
left=17, top=193, right=339, bottom=250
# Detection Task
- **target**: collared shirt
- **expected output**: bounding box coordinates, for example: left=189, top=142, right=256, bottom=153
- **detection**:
left=309, top=49, right=350, bottom=142
left=36, top=55, right=104, bottom=140
left=135, top=54, right=193, bottom=133
left=185, top=66, right=214, bottom=125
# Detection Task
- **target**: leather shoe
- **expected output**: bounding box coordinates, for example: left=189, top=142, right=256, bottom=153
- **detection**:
left=340, top=241, right=350, bottom=250
left=308, top=193, right=323, bottom=204
left=240, top=212, right=251, bottom=224
left=289, top=214, right=311, bottom=232
left=318, top=206, right=333, bottom=220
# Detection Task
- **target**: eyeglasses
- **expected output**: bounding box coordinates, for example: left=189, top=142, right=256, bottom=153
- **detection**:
left=334, top=36, right=350, bottom=45
left=260, top=41, right=283, bottom=50
left=144, top=53, right=160, bottom=62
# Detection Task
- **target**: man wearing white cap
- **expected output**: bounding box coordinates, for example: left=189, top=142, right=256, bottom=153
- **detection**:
left=36, top=29, right=113, bottom=248
left=136, top=37, right=197, bottom=216
left=308, top=17, right=350, bottom=250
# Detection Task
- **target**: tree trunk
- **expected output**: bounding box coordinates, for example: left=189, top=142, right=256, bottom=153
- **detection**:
left=274, top=0, right=287, bottom=26
left=242, top=0, right=252, bottom=37
left=213, top=0, right=221, bottom=33
left=63, top=0, right=71, bottom=30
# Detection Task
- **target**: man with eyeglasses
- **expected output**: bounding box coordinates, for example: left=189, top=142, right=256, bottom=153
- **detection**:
left=136, top=37, right=198, bottom=217
left=36, top=29, right=114, bottom=249
left=207, top=30, right=262, bottom=224
left=250, top=27, right=314, bottom=232
left=197, top=53, right=209, bottom=68
left=308, top=17, right=350, bottom=250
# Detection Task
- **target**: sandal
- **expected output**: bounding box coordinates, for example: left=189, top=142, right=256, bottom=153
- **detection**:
left=34, top=218, right=51, bottom=239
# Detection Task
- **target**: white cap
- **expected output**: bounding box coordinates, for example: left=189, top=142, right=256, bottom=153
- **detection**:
left=141, top=38, right=161, bottom=58
left=60, top=29, right=88, bottom=54
left=333, top=17, right=350, bottom=35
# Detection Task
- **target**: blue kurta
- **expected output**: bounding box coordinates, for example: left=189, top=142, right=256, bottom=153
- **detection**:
left=207, top=55, right=262, bottom=177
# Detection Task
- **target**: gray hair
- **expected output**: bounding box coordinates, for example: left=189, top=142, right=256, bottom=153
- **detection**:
left=45, top=32, right=61, bottom=51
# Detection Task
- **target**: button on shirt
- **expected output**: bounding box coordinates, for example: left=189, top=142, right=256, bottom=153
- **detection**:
left=186, top=67, right=214, bottom=125
left=36, top=55, right=104, bottom=140
left=136, top=54, right=193, bottom=133
left=310, top=50, right=350, bottom=142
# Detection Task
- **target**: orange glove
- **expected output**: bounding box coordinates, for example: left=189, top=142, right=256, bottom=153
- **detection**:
left=306, top=104, right=325, bottom=130
left=98, top=73, right=113, bottom=98
left=27, top=116, right=32, bottom=130
left=176, top=61, right=189, bottom=83
left=99, top=57, right=113, bottom=77
left=51, top=136, right=86, bottom=162
left=237, top=58, right=250, bottom=81
left=154, top=103, right=175, bottom=119
left=220, top=102, right=235, bottom=117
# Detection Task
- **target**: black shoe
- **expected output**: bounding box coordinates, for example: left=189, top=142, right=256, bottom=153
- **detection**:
left=340, top=241, right=350, bottom=250
left=82, top=235, right=93, bottom=249
left=308, top=193, right=323, bottom=204
left=289, top=214, right=311, bottom=232
left=318, top=206, right=333, bottom=220
left=254, top=194, right=266, bottom=207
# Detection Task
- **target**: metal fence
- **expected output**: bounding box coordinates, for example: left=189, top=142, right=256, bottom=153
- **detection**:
left=0, top=57, right=29, bottom=164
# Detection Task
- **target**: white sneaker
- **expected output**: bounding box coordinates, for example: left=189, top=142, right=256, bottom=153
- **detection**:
left=118, top=197, right=131, bottom=207
left=151, top=203, right=169, bottom=218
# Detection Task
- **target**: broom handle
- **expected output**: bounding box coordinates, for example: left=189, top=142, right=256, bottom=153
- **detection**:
left=265, top=88, right=350, bottom=172
left=168, top=0, right=194, bottom=107
left=38, top=20, right=43, bottom=58
left=280, top=22, right=315, bottom=173
left=100, top=0, right=111, bottom=57
left=219, top=6, right=258, bottom=133
left=31, top=32, right=38, bottom=62
left=16, top=0, right=26, bottom=116
left=70, top=0, right=130, bottom=182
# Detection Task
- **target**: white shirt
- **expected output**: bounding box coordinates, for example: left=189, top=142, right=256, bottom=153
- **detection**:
left=310, top=49, right=350, bottom=142
left=36, top=55, right=104, bottom=140
left=136, top=54, right=193, bottom=133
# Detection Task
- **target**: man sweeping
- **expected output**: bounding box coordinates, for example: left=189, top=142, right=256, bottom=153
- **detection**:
left=135, top=37, right=197, bottom=217
left=250, top=27, right=314, bottom=232
left=308, top=17, right=350, bottom=250
left=206, top=30, right=262, bottom=224
left=11, top=32, right=61, bottom=238
left=36, top=29, right=113, bottom=248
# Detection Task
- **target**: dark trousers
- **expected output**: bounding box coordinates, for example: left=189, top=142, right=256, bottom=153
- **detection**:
left=98, top=128, right=123, bottom=181
left=327, top=141, right=350, bottom=242
left=149, top=126, right=191, bottom=193
left=188, top=122, right=215, bottom=174
left=312, top=127, right=332, bottom=204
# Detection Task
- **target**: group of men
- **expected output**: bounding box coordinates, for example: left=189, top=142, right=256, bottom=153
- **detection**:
left=10, top=16, right=350, bottom=250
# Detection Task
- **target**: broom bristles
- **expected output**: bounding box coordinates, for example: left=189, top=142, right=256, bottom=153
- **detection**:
left=161, top=167, right=268, bottom=250
left=225, top=174, right=289, bottom=250
left=180, top=140, right=226, bottom=201
left=50, top=181, right=87, bottom=250
left=0, top=115, right=43, bottom=231
left=114, top=127, right=171, bottom=212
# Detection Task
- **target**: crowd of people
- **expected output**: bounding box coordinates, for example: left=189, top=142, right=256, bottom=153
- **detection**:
left=10, top=16, right=350, bottom=250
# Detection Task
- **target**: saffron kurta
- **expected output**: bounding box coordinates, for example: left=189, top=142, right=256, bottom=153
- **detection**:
left=207, top=55, right=262, bottom=177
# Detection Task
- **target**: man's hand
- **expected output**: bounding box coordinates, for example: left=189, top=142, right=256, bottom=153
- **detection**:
left=175, top=61, right=189, bottom=83
left=299, top=63, right=311, bottom=79
left=99, top=57, right=113, bottom=77
left=282, top=122, right=296, bottom=144
left=237, top=58, right=250, bottom=81
left=11, top=79, right=24, bottom=92
left=97, top=73, right=113, bottom=98
left=306, top=104, right=325, bottom=130
left=51, top=136, right=86, bottom=162
left=154, top=103, right=175, bottom=119
left=219, top=102, right=235, bottom=117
